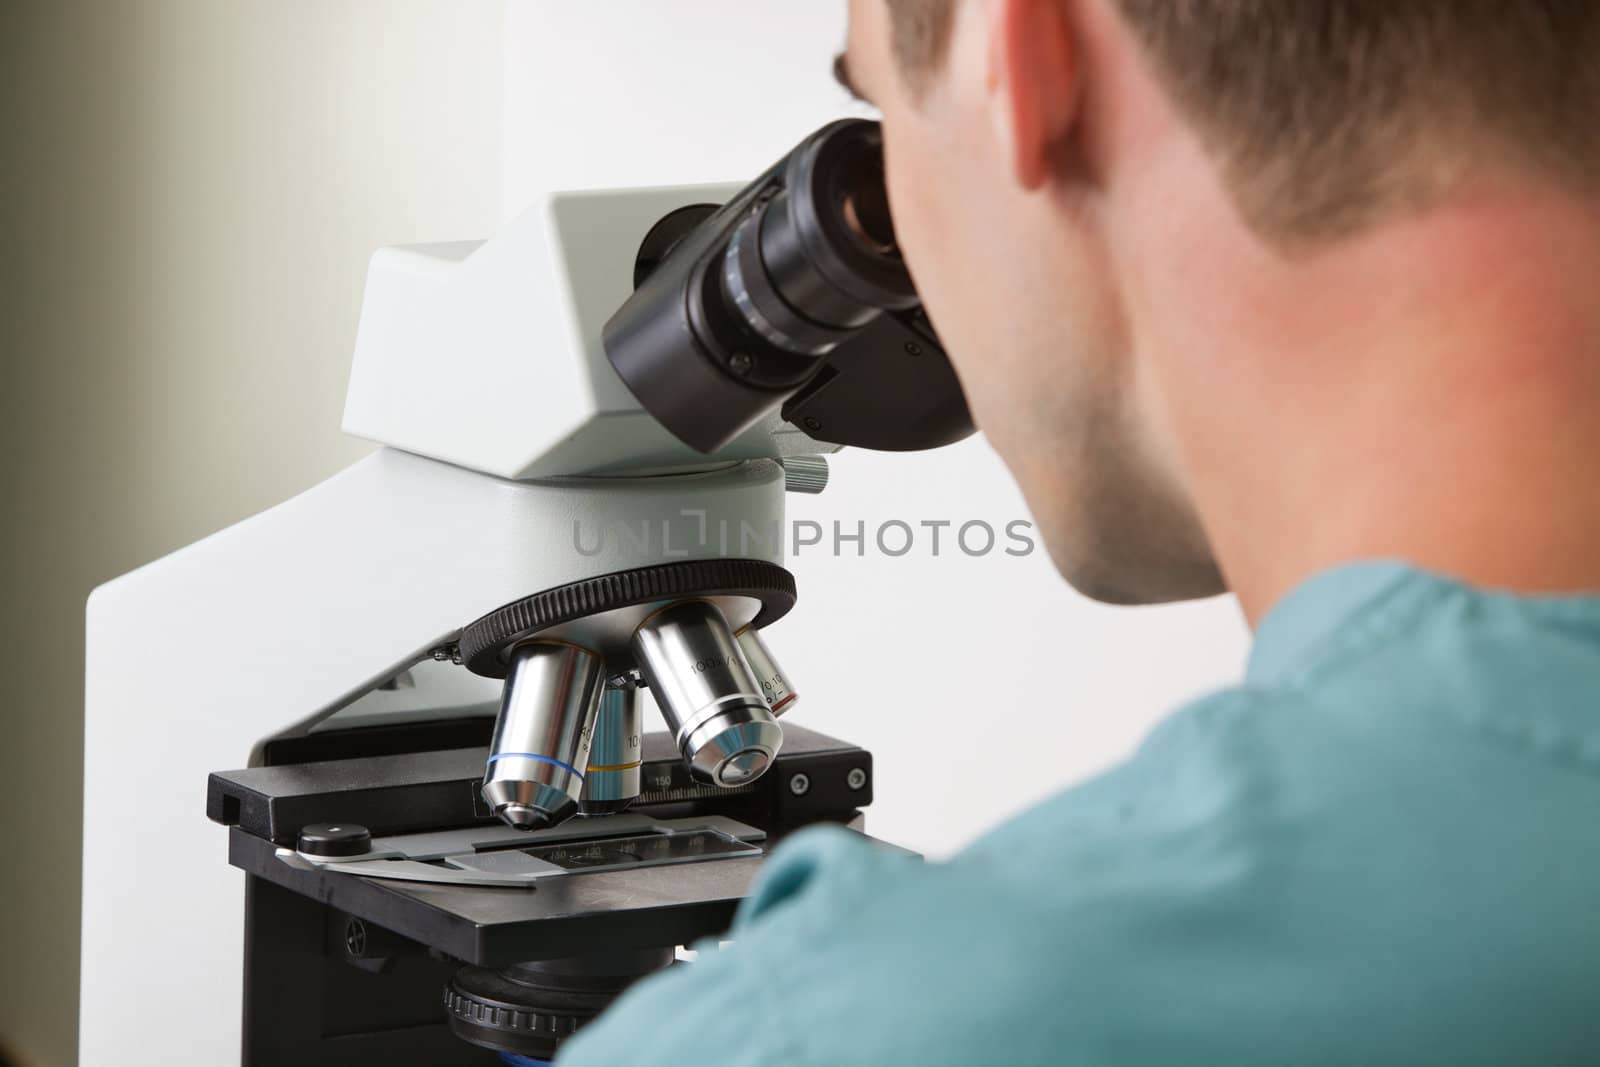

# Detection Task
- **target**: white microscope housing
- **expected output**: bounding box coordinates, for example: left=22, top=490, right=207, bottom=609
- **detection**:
left=80, top=180, right=823, bottom=1065
left=82, top=104, right=975, bottom=1063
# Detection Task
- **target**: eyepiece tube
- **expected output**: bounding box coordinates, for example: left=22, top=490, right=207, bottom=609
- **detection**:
left=579, top=684, right=643, bottom=816
left=631, top=601, right=782, bottom=787
left=482, top=641, right=606, bottom=831
left=603, top=119, right=973, bottom=458
left=733, top=625, right=797, bottom=717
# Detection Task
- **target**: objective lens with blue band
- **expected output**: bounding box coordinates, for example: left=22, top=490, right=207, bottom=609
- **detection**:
left=481, top=641, right=606, bottom=831
left=484, top=752, right=586, bottom=781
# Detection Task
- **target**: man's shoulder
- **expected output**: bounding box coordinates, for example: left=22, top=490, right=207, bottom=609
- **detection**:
left=943, top=668, right=1600, bottom=1060
left=562, top=673, right=1600, bottom=1067
left=562, top=566, right=1600, bottom=1066
left=964, top=682, right=1335, bottom=867
left=969, top=656, right=1600, bottom=951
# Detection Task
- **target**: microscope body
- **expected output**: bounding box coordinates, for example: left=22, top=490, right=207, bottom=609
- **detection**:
left=85, top=116, right=969, bottom=1064
left=80, top=183, right=856, bottom=1066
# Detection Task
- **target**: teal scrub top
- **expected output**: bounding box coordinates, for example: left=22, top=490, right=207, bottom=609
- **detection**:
left=557, top=561, right=1600, bottom=1065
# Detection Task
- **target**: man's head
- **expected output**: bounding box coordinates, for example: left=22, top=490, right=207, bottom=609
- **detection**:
left=840, top=0, right=1600, bottom=606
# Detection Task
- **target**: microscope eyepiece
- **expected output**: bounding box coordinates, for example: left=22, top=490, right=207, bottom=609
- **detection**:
left=721, top=120, right=917, bottom=358
left=604, top=118, right=973, bottom=455
left=630, top=600, right=782, bottom=787
left=839, top=161, right=897, bottom=257
left=482, top=641, right=606, bottom=831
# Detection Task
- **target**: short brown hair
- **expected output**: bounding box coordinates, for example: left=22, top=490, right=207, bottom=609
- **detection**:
left=885, top=0, right=1600, bottom=242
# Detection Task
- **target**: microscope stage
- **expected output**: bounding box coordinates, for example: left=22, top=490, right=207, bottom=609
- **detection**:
left=212, top=724, right=877, bottom=967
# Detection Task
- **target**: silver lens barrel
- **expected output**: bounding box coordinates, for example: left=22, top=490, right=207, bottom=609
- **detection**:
left=631, top=600, right=782, bottom=787
left=482, top=641, right=606, bottom=831
left=733, top=625, right=797, bottom=717
left=579, top=684, right=643, bottom=816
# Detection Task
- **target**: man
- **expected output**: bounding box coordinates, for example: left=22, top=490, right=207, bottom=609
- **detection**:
left=563, top=0, right=1600, bottom=1062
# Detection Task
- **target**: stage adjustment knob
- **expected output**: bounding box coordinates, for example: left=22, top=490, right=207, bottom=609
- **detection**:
left=296, top=822, right=372, bottom=858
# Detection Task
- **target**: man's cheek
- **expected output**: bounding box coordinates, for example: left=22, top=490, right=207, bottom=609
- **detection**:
left=883, top=130, right=945, bottom=256
left=939, top=349, right=1010, bottom=439
left=882, top=131, right=982, bottom=402
left=891, top=209, right=949, bottom=326
left=885, top=177, right=951, bottom=315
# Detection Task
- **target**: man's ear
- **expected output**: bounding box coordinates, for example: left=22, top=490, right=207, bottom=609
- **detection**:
left=986, top=0, right=1081, bottom=190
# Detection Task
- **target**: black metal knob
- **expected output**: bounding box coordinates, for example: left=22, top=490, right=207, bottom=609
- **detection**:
left=297, top=822, right=372, bottom=857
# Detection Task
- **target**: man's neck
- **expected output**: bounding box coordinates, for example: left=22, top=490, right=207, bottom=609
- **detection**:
left=1170, top=177, right=1600, bottom=625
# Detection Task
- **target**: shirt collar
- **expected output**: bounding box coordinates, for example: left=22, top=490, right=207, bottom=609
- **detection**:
left=1246, top=559, right=1421, bottom=684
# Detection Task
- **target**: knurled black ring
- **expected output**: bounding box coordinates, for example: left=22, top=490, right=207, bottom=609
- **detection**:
left=458, top=558, right=797, bottom=679
left=443, top=972, right=584, bottom=1059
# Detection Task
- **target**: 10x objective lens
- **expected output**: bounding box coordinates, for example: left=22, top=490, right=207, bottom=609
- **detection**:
left=579, top=684, right=643, bottom=816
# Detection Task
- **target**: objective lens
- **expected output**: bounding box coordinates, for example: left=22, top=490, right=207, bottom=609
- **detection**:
left=631, top=601, right=782, bottom=787
left=578, top=684, right=642, bottom=816
left=481, top=641, right=606, bottom=831
left=733, top=624, right=798, bottom=717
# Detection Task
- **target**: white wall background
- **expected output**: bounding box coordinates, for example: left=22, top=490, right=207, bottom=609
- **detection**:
left=500, top=0, right=1251, bottom=858
left=0, top=4, right=504, bottom=1065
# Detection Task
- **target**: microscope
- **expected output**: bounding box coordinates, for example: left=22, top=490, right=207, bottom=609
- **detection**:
left=81, top=120, right=970, bottom=1066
